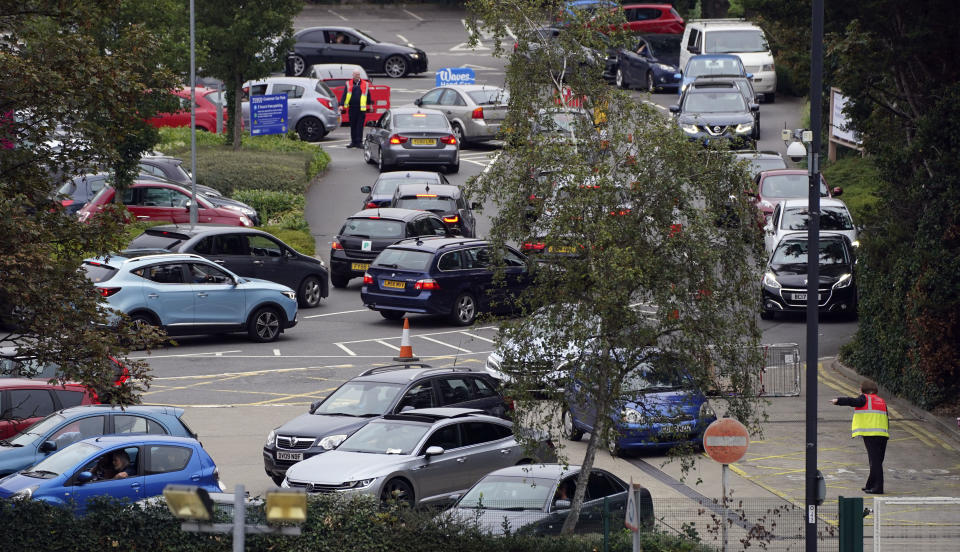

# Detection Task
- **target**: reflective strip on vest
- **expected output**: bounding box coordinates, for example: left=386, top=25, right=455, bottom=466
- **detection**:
left=852, top=394, right=889, bottom=438
left=344, top=81, right=369, bottom=112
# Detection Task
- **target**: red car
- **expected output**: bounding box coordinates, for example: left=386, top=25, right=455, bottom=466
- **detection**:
left=147, top=87, right=229, bottom=133
left=608, top=4, right=685, bottom=34
left=77, top=180, right=254, bottom=227
left=752, top=169, right=843, bottom=220
left=0, top=379, right=98, bottom=439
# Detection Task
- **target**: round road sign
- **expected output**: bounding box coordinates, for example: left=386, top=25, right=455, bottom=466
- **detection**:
left=703, top=418, right=750, bottom=464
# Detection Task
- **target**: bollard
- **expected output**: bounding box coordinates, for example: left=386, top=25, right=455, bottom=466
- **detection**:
left=838, top=495, right=864, bottom=552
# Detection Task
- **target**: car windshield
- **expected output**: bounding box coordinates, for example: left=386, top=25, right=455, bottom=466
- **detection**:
left=395, top=196, right=457, bottom=213
left=81, top=261, right=119, bottom=283
left=646, top=36, right=681, bottom=63
left=686, top=58, right=742, bottom=78
left=8, top=414, right=66, bottom=446
left=772, top=239, right=849, bottom=266
left=57, top=180, right=77, bottom=196
left=782, top=207, right=854, bottom=231
left=761, top=174, right=828, bottom=198
left=313, top=381, right=404, bottom=416
left=457, top=475, right=555, bottom=510
left=314, top=81, right=335, bottom=98
left=467, top=89, right=508, bottom=105
left=683, top=91, right=746, bottom=113
left=204, top=90, right=226, bottom=107
left=737, top=156, right=786, bottom=175
left=623, top=368, right=688, bottom=394
left=372, top=248, right=434, bottom=270
left=706, top=30, right=769, bottom=54
left=27, top=441, right=100, bottom=477
left=538, top=111, right=586, bottom=133
left=340, top=218, right=405, bottom=239
left=337, top=421, right=428, bottom=455
left=0, top=356, right=59, bottom=379
left=394, top=113, right=449, bottom=131
left=323, top=78, right=350, bottom=89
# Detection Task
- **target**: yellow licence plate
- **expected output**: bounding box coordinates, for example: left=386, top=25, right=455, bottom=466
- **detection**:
left=548, top=246, right=576, bottom=254
left=411, top=138, right=436, bottom=146
left=351, top=262, right=370, bottom=271
left=382, top=280, right=406, bottom=289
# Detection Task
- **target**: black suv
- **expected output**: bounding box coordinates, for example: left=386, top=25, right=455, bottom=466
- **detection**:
left=390, top=182, right=479, bottom=238
left=330, top=208, right=450, bottom=288
left=123, top=225, right=329, bottom=308
left=669, top=80, right=758, bottom=148
left=263, top=364, right=509, bottom=484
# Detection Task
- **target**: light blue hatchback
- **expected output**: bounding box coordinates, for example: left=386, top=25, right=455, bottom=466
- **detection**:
left=83, top=253, right=298, bottom=342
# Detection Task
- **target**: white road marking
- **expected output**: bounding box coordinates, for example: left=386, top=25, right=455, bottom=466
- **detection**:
left=336, top=326, right=498, bottom=345
left=450, top=43, right=490, bottom=52
left=152, top=364, right=354, bottom=381
left=505, top=26, right=517, bottom=40
left=376, top=339, right=401, bottom=351
left=396, top=34, right=413, bottom=46
left=328, top=9, right=347, bottom=21
left=335, top=342, right=357, bottom=356
left=130, top=350, right=242, bottom=360
left=459, top=331, right=494, bottom=343
left=303, top=308, right=369, bottom=319
left=273, top=349, right=281, bottom=356
left=462, top=63, right=497, bottom=71
left=403, top=9, right=423, bottom=21
left=417, top=335, right=472, bottom=353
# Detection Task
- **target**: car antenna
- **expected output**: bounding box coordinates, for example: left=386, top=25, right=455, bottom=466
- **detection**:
left=425, top=183, right=430, bottom=192
left=452, top=334, right=466, bottom=367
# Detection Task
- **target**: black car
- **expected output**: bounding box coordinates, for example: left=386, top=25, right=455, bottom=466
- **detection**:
left=122, top=225, right=329, bottom=308
left=262, top=364, right=510, bottom=485
left=760, top=232, right=857, bottom=320
left=138, top=155, right=192, bottom=187
left=361, top=171, right=452, bottom=210
left=669, top=80, right=758, bottom=148
left=390, top=182, right=479, bottom=238
left=330, top=208, right=450, bottom=289
left=285, top=27, right=428, bottom=79
left=693, top=75, right=761, bottom=140
left=605, top=33, right=682, bottom=93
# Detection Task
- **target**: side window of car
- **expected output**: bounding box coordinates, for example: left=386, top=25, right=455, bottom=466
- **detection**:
left=426, top=217, right=448, bottom=236
left=249, top=235, right=283, bottom=257
left=249, top=84, right=268, bottom=97
left=420, top=89, right=444, bottom=105
left=436, top=377, right=473, bottom=405
left=439, top=89, right=464, bottom=106
left=687, top=29, right=699, bottom=51
left=502, top=248, right=526, bottom=267
left=585, top=471, right=625, bottom=500
left=437, top=251, right=461, bottom=271
left=771, top=204, right=781, bottom=228
left=188, top=263, right=233, bottom=284
left=300, top=30, right=326, bottom=44
left=146, top=445, right=192, bottom=474
left=137, top=263, right=187, bottom=284
left=83, top=446, right=139, bottom=482
left=193, top=237, right=214, bottom=255
left=5, top=389, right=55, bottom=420
left=396, top=382, right=435, bottom=412
left=466, top=247, right=491, bottom=269
left=274, top=84, right=305, bottom=99
left=471, top=377, right=497, bottom=399
left=50, top=415, right=106, bottom=449
left=121, top=188, right=137, bottom=205
left=378, top=111, right=391, bottom=130
left=461, top=421, right=512, bottom=446
left=115, top=415, right=168, bottom=435
left=54, top=389, right=86, bottom=408
left=422, top=424, right=461, bottom=451
left=216, top=235, right=251, bottom=256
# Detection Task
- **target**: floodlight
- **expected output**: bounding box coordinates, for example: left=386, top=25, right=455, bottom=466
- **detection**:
left=163, top=484, right=214, bottom=521
left=265, top=489, right=307, bottom=523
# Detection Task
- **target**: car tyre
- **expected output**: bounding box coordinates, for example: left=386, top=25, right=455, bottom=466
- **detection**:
left=766, top=92, right=775, bottom=104
left=760, top=309, right=774, bottom=321
left=378, top=147, right=391, bottom=172
left=606, top=434, right=621, bottom=457
left=248, top=306, right=282, bottom=343
left=380, top=310, right=405, bottom=321
left=383, top=55, right=408, bottom=78
left=363, top=143, right=375, bottom=164
left=646, top=71, right=656, bottom=93
left=446, top=160, right=459, bottom=174
left=562, top=408, right=584, bottom=441
left=381, top=478, right=414, bottom=507
left=451, top=123, right=465, bottom=147
left=288, top=54, right=306, bottom=77
left=449, top=292, right=477, bottom=326
left=298, top=275, right=323, bottom=308
left=130, top=311, right=158, bottom=330
left=615, top=67, right=626, bottom=89
left=296, top=116, right=327, bottom=142
left=331, top=274, right=350, bottom=289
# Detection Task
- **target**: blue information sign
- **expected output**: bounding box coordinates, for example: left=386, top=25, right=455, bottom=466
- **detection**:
left=435, top=67, right=476, bottom=87
left=250, top=94, right=288, bottom=136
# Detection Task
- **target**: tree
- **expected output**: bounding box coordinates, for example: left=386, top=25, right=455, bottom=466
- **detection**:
left=195, top=0, right=303, bottom=150
left=466, top=0, right=766, bottom=534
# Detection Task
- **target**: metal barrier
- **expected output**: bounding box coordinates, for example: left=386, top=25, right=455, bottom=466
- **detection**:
left=756, top=343, right=801, bottom=397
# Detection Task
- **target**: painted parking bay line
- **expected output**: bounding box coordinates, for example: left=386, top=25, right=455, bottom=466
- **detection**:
left=459, top=331, right=494, bottom=343
left=417, top=335, right=471, bottom=353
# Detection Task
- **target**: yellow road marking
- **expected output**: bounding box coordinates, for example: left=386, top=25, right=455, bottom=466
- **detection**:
left=151, top=364, right=353, bottom=381
left=247, top=386, right=339, bottom=406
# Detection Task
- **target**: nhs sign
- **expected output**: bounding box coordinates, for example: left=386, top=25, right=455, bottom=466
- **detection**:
left=435, top=67, right=476, bottom=87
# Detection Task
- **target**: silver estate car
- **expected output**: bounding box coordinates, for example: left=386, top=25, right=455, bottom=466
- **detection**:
left=282, top=408, right=556, bottom=508
left=241, top=77, right=341, bottom=142
left=413, top=85, right=508, bottom=146
left=363, top=107, right=460, bottom=173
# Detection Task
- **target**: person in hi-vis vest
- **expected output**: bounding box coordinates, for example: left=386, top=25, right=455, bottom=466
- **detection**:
left=832, top=379, right=889, bottom=494
left=340, top=69, right=372, bottom=148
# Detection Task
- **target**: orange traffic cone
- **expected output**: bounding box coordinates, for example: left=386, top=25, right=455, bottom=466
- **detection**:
left=393, top=317, right=419, bottom=362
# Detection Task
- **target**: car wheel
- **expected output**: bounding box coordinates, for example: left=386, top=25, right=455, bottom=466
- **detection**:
left=378, top=147, right=390, bottom=172
left=562, top=408, right=584, bottom=441
left=288, top=54, right=306, bottom=77
left=270, top=473, right=285, bottom=486
left=296, top=116, right=327, bottom=142
left=381, top=478, right=414, bottom=507
left=331, top=274, right=350, bottom=289
left=451, top=123, right=465, bottom=147
left=248, top=306, right=282, bottom=343
left=449, top=292, right=477, bottom=326
left=646, top=71, right=656, bottom=94
left=380, top=310, right=405, bottom=321
left=446, top=161, right=459, bottom=174
left=129, top=311, right=157, bottom=330
left=615, top=67, right=626, bottom=89
left=298, top=275, right=323, bottom=308
left=363, top=143, right=374, bottom=164
left=383, top=55, right=409, bottom=78
left=766, top=92, right=775, bottom=104
left=760, top=309, right=774, bottom=321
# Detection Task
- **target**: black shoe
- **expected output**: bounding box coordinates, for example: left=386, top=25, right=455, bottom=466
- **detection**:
left=861, top=487, right=869, bottom=492
left=345, top=144, right=356, bottom=148
left=864, top=489, right=884, bottom=494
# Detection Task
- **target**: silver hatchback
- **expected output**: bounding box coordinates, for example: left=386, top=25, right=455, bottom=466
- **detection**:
left=413, top=85, right=508, bottom=146
left=241, top=77, right=341, bottom=142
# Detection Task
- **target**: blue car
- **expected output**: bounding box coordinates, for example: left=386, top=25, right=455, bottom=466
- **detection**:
left=360, top=237, right=531, bottom=325
left=0, top=405, right=196, bottom=477
left=83, top=253, right=298, bottom=342
left=556, top=0, right=618, bottom=25
left=0, top=435, right=224, bottom=512
left=676, top=54, right=750, bottom=96
left=607, top=34, right=682, bottom=93
left=562, top=353, right=716, bottom=455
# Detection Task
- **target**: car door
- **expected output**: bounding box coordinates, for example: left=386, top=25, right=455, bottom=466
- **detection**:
left=112, top=414, right=169, bottom=436
left=578, top=471, right=628, bottom=532
left=272, top=83, right=305, bottom=126
left=455, top=195, right=476, bottom=238
left=187, top=262, right=246, bottom=325
left=435, top=376, right=502, bottom=415
left=142, top=444, right=197, bottom=497
left=199, top=233, right=256, bottom=278
left=45, top=415, right=108, bottom=455
left=411, top=423, right=466, bottom=503
left=764, top=203, right=781, bottom=252
left=247, top=234, right=292, bottom=287
left=457, top=421, right=518, bottom=484
left=437, top=88, right=468, bottom=124
left=69, top=445, right=145, bottom=511
left=128, top=185, right=193, bottom=224
left=131, top=262, right=194, bottom=326
left=296, top=29, right=330, bottom=66
left=417, top=88, right=444, bottom=109
left=365, top=110, right=389, bottom=153
left=499, top=247, right=531, bottom=309
left=459, top=247, right=496, bottom=310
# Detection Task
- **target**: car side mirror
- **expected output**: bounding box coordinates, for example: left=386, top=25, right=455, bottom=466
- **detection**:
left=360, top=185, right=371, bottom=194
left=470, top=202, right=481, bottom=210
left=554, top=499, right=571, bottom=510
left=76, top=471, right=94, bottom=484
left=184, top=200, right=192, bottom=211
left=413, top=98, right=423, bottom=106
left=365, top=120, right=377, bottom=127
left=832, top=186, right=843, bottom=197
left=424, top=446, right=444, bottom=457
left=309, top=400, right=322, bottom=413
left=746, top=73, right=754, bottom=79
left=668, top=105, right=680, bottom=113
left=448, top=492, right=463, bottom=503
left=358, top=40, right=367, bottom=48
left=749, top=103, right=760, bottom=112
left=39, top=441, right=57, bottom=453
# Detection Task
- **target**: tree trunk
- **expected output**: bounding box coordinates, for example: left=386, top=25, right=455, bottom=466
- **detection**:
left=232, top=73, right=243, bottom=151
left=701, top=0, right=729, bottom=19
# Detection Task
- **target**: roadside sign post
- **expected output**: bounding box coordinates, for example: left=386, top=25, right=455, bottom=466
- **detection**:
left=250, top=94, right=289, bottom=136
left=703, top=417, right=751, bottom=552
left=624, top=478, right=644, bottom=552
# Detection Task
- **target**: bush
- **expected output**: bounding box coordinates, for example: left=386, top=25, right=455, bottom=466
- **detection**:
left=231, top=189, right=305, bottom=225
left=259, top=225, right=316, bottom=255
left=822, top=155, right=881, bottom=222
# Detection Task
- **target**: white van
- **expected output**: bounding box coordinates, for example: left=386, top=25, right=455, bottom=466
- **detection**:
left=679, top=19, right=777, bottom=101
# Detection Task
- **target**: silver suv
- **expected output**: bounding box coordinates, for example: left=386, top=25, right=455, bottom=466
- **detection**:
left=241, top=77, right=341, bottom=142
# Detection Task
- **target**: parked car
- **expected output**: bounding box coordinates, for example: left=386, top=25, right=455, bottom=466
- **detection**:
left=77, top=180, right=254, bottom=227
left=763, top=198, right=858, bottom=254
left=752, top=169, right=841, bottom=220
left=308, top=64, right=390, bottom=126
left=0, top=347, right=130, bottom=403
left=147, top=87, right=228, bottom=133
left=0, top=379, right=98, bottom=440
left=390, top=182, right=478, bottom=238
left=285, top=27, right=428, bottom=79
left=413, top=85, right=509, bottom=145
left=555, top=0, right=619, bottom=25
left=330, top=208, right=450, bottom=289
left=82, top=253, right=298, bottom=342
left=138, top=155, right=192, bottom=187
left=360, top=171, right=452, bottom=210
left=360, top=237, right=532, bottom=325
left=264, top=364, right=510, bottom=485
left=446, top=464, right=649, bottom=535
left=0, top=435, right=224, bottom=513
left=282, top=408, right=556, bottom=508
left=606, top=33, right=682, bottom=92
left=241, top=77, right=340, bottom=142
left=731, top=150, right=786, bottom=178
left=761, top=232, right=858, bottom=320
left=676, top=53, right=748, bottom=96
left=363, top=107, right=460, bottom=173
left=669, top=79, right=757, bottom=148
left=679, top=19, right=776, bottom=100
left=693, top=75, right=760, bottom=139
left=606, top=4, right=685, bottom=34
left=123, top=225, right=328, bottom=308
left=0, top=405, right=196, bottom=476
left=55, top=173, right=111, bottom=215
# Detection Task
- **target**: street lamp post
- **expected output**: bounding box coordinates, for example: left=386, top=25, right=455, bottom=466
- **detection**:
left=188, top=0, right=198, bottom=227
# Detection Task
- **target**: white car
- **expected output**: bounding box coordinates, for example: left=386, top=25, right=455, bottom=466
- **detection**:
left=308, top=63, right=368, bottom=88
left=241, top=77, right=341, bottom=142
left=763, top=198, right=858, bottom=254
left=679, top=19, right=777, bottom=100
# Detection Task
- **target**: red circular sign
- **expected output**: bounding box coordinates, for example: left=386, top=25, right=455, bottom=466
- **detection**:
left=703, top=418, right=750, bottom=464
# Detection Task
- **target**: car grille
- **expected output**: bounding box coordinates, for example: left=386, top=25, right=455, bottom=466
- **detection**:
left=286, top=480, right=351, bottom=493
left=702, top=125, right=730, bottom=136
left=780, top=287, right=832, bottom=307
left=277, top=435, right=314, bottom=450
left=343, top=249, right=380, bottom=261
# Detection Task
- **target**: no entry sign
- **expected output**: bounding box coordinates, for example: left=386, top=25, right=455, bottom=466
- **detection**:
left=703, top=418, right=750, bottom=464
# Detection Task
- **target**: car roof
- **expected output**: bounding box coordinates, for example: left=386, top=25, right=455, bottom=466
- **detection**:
left=347, top=208, right=432, bottom=221
left=486, top=463, right=581, bottom=479
left=733, top=150, right=782, bottom=160
left=758, top=169, right=812, bottom=178
left=387, top=236, right=488, bottom=252
left=779, top=198, right=846, bottom=209
left=136, top=224, right=272, bottom=239
left=0, top=378, right=87, bottom=389
left=777, top=231, right=849, bottom=243
left=81, top=434, right=201, bottom=447
left=381, top=408, right=491, bottom=423
left=435, top=84, right=503, bottom=92
left=85, top=253, right=208, bottom=269
left=246, top=76, right=321, bottom=86
left=688, top=80, right=739, bottom=91
left=377, top=171, right=444, bottom=181
left=353, top=363, right=480, bottom=383
left=389, top=106, right=447, bottom=116
left=56, top=404, right=184, bottom=417
left=395, top=183, right=460, bottom=197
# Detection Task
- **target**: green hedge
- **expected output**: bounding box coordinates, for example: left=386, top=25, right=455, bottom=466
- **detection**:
left=259, top=225, right=315, bottom=255
left=233, top=189, right=305, bottom=226
left=822, top=155, right=881, bottom=223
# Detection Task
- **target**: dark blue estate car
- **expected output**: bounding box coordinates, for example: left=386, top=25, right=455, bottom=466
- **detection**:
left=360, top=237, right=531, bottom=325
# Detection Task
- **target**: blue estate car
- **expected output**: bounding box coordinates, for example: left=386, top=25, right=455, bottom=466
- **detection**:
left=0, top=405, right=196, bottom=477
left=360, top=237, right=531, bottom=325
left=82, top=253, right=298, bottom=342
left=0, top=435, right=224, bottom=513
left=676, top=54, right=750, bottom=96
left=606, top=33, right=682, bottom=92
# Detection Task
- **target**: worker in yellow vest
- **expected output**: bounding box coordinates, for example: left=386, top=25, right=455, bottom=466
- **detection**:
left=832, top=379, right=889, bottom=494
left=340, top=69, right=372, bottom=148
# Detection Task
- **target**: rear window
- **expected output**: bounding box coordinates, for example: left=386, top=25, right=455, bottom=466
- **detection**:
left=467, top=89, right=508, bottom=105
left=126, top=230, right=188, bottom=251
left=761, top=174, right=828, bottom=198
left=54, top=389, right=86, bottom=408
left=705, top=29, right=768, bottom=54
left=315, top=81, right=335, bottom=98
left=82, top=262, right=119, bottom=283
left=376, top=178, right=434, bottom=195
left=373, top=248, right=435, bottom=271
left=340, top=218, right=405, bottom=239
left=395, top=197, right=457, bottom=212
left=394, top=113, right=449, bottom=131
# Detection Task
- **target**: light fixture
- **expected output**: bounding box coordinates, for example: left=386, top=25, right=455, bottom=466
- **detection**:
left=266, top=489, right=308, bottom=523
left=163, top=484, right=214, bottom=521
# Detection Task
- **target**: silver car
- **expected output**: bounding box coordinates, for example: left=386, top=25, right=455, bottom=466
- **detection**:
left=241, top=77, right=341, bottom=142
left=763, top=198, right=858, bottom=254
left=413, top=85, right=508, bottom=145
left=281, top=408, right=556, bottom=508
left=363, top=107, right=460, bottom=173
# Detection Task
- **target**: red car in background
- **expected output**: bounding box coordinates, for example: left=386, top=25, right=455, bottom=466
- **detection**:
left=0, top=379, right=98, bottom=439
left=77, top=180, right=254, bottom=227
left=752, top=169, right=843, bottom=221
left=310, top=64, right=390, bottom=126
left=147, top=87, right=229, bottom=133
left=608, top=4, right=685, bottom=34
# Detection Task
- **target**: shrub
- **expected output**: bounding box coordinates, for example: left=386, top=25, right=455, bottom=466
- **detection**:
left=259, top=225, right=316, bottom=255
left=231, top=189, right=305, bottom=225
left=822, top=155, right=881, bottom=222
left=193, top=147, right=313, bottom=195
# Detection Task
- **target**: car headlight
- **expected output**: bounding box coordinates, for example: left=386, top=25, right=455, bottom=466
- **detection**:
left=681, top=123, right=699, bottom=134
left=832, top=273, right=853, bottom=289
left=851, top=240, right=860, bottom=248
left=281, top=290, right=296, bottom=301
left=318, top=434, right=348, bottom=450
left=699, top=402, right=716, bottom=419
left=657, top=63, right=675, bottom=72
left=762, top=272, right=781, bottom=289
left=265, top=429, right=276, bottom=447
left=761, top=63, right=775, bottom=72
left=220, top=204, right=253, bottom=216
left=13, top=485, right=38, bottom=499
left=735, top=122, right=754, bottom=134
left=342, top=478, right=377, bottom=489
left=621, top=408, right=643, bottom=424
left=409, top=53, right=420, bottom=59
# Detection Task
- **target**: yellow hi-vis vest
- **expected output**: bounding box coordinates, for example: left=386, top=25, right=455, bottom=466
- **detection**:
left=344, top=80, right=369, bottom=112
left=852, top=393, right=889, bottom=438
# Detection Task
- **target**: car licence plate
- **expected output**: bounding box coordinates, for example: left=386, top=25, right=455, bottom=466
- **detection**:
left=411, top=138, right=436, bottom=146
left=382, top=280, right=406, bottom=289
left=276, top=451, right=302, bottom=461
left=793, top=293, right=823, bottom=301
left=351, top=262, right=370, bottom=271
left=548, top=245, right=576, bottom=254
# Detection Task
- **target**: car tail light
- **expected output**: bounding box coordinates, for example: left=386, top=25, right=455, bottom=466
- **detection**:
left=472, top=107, right=484, bottom=119
left=416, top=194, right=438, bottom=198
left=98, top=287, right=121, bottom=297
left=317, top=97, right=333, bottom=110
left=522, top=242, right=546, bottom=251
left=389, top=134, right=408, bottom=144
left=669, top=223, right=683, bottom=237
left=331, top=240, right=344, bottom=250
left=440, top=134, right=457, bottom=145
left=365, top=202, right=378, bottom=209
left=513, top=42, right=518, bottom=52
left=442, top=215, right=459, bottom=224
left=363, top=273, right=374, bottom=285
left=504, top=397, right=516, bottom=411
left=610, top=209, right=632, bottom=216
left=414, top=278, right=440, bottom=290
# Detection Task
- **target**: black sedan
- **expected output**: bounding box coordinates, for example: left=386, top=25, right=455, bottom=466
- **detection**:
left=761, top=232, right=857, bottom=320
left=605, top=33, right=682, bottom=92
left=122, top=225, right=329, bottom=308
left=285, top=27, right=427, bottom=79
left=669, top=80, right=757, bottom=148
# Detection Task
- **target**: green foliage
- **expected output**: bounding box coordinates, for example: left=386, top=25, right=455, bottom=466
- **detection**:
left=259, top=226, right=315, bottom=255
left=232, top=189, right=305, bottom=223
left=821, top=156, right=881, bottom=223
left=184, top=148, right=315, bottom=195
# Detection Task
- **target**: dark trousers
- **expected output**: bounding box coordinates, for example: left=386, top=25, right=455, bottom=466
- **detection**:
left=349, top=108, right=364, bottom=146
left=863, top=436, right=888, bottom=492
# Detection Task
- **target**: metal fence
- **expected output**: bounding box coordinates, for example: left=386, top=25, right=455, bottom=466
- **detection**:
left=755, top=343, right=801, bottom=397
left=872, top=496, right=960, bottom=552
